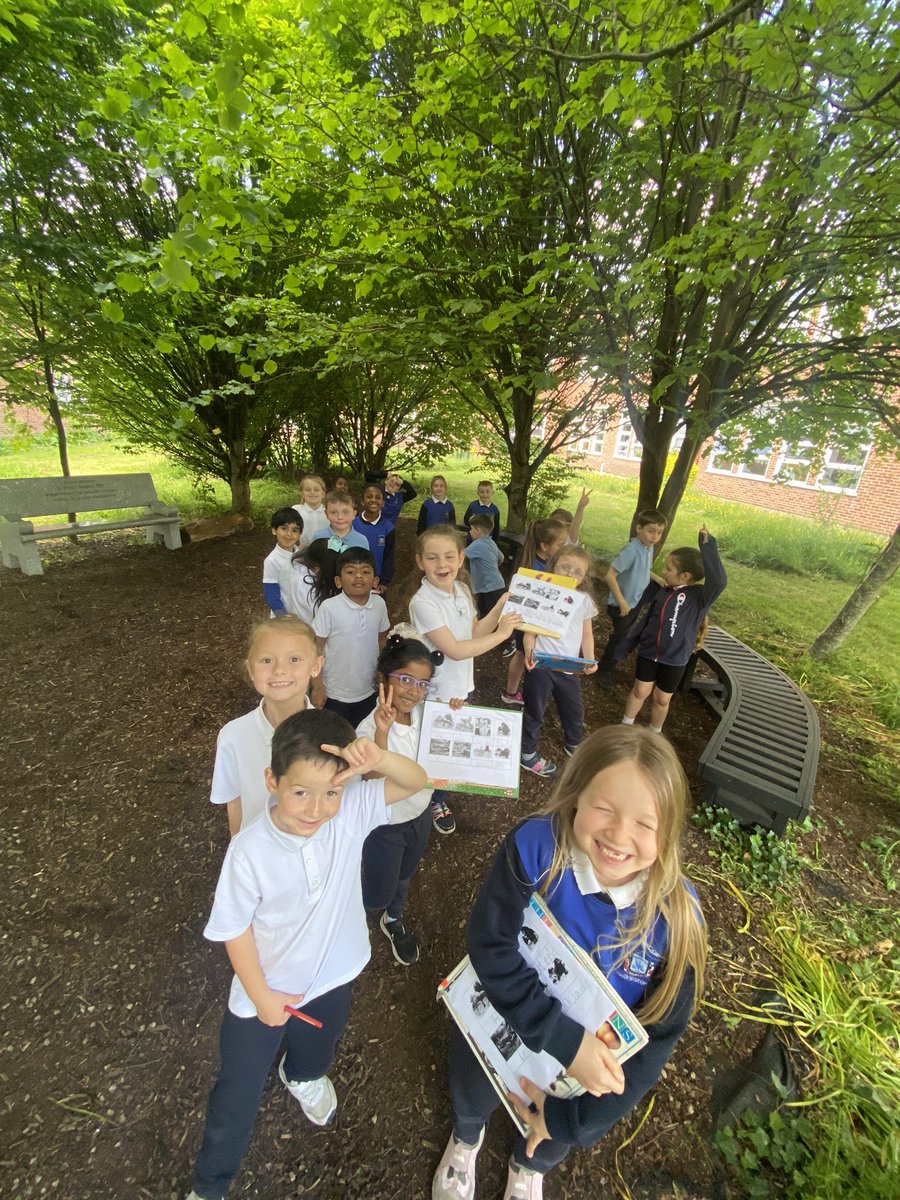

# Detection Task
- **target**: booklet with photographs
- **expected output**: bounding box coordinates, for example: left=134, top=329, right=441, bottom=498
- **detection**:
left=437, top=892, right=648, bottom=1135
left=417, top=701, right=523, bottom=797
left=500, top=567, right=579, bottom=638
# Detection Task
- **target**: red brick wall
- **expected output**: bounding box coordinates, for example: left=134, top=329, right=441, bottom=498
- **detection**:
left=575, top=426, right=899, bottom=538
left=693, top=448, right=898, bottom=537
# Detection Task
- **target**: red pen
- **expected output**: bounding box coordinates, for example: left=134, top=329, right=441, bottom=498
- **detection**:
left=284, top=1005, right=323, bottom=1029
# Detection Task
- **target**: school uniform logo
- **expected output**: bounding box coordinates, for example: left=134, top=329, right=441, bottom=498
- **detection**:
left=622, top=948, right=660, bottom=983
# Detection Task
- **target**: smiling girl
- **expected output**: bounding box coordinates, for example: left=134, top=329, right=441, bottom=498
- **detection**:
left=408, top=525, right=521, bottom=833
left=356, top=631, right=455, bottom=965
left=210, top=616, right=324, bottom=836
left=432, top=726, right=707, bottom=1200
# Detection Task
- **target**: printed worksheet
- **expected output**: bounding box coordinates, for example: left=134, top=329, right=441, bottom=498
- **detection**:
left=438, top=893, right=647, bottom=1134
left=418, top=701, right=523, bottom=797
left=500, top=568, right=579, bottom=638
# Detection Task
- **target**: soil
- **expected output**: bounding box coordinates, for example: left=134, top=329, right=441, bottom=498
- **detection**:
left=1, top=520, right=896, bottom=1200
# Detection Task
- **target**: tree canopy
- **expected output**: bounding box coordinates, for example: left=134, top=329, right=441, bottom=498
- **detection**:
left=4, top=0, right=898, bottom=527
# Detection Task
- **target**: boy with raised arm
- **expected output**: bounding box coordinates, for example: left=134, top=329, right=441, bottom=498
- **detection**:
left=185, top=708, right=427, bottom=1200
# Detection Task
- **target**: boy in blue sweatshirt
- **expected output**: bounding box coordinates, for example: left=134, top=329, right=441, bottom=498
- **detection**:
left=618, top=525, right=726, bottom=733
left=463, top=480, right=501, bottom=545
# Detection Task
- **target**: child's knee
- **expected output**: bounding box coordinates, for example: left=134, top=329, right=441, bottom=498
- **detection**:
left=652, top=687, right=673, bottom=709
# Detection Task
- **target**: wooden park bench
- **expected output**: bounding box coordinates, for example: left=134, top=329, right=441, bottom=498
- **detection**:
left=681, top=625, right=820, bottom=833
left=0, top=473, right=182, bottom=576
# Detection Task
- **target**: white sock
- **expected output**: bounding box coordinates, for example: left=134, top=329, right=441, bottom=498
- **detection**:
left=621, top=716, right=635, bottom=725
left=650, top=724, right=663, bottom=733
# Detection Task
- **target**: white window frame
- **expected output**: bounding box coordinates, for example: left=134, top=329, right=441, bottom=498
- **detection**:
left=706, top=439, right=739, bottom=475
left=736, top=446, right=773, bottom=479
left=815, top=443, right=871, bottom=495
left=613, top=419, right=642, bottom=460
left=776, top=440, right=816, bottom=487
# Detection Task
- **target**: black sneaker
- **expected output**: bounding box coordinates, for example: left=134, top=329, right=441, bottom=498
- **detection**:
left=431, top=795, right=456, bottom=834
left=379, top=913, right=419, bottom=965
left=501, top=640, right=517, bottom=658
left=595, top=669, right=614, bottom=689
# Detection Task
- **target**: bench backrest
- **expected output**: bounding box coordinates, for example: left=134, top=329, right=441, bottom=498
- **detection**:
left=0, top=474, right=160, bottom=519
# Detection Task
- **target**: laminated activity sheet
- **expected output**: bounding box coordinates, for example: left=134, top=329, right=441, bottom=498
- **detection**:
left=417, top=701, right=523, bottom=797
left=532, top=652, right=597, bottom=673
left=500, top=567, right=579, bottom=638
left=438, top=892, right=647, bottom=1134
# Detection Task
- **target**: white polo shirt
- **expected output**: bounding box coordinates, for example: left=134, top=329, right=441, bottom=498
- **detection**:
left=290, top=566, right=318, bottom=625
left=293, top=502, right=330, bottom=548
left=205, top=778, right=390, bottom=1016
left=534, top=590, right=598, bottom=660
left=313, top=592, right=390, bottom=703
left=210, top=698, right=314, bottom=831
left=409, top=580, right=476, bottom=702
left=262, top=544, right=295, bottom=614
left=356, top=704, right=433, bottom=823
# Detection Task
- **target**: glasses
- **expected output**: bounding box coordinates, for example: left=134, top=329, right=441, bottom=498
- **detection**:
left=387, top=673, right=433, bottom=694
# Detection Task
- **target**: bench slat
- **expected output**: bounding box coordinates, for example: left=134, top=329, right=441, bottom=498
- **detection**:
left=689, top=625, right=819, bottom=833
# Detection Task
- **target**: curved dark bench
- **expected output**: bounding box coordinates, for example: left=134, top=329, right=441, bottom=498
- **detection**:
left=682, top=625, right=819, bottom=834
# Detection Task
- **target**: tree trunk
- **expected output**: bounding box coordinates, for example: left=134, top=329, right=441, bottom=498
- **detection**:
left=40, top=352, right=77, bottom=531
left=655, top=435, right=705, bottom=546
left=227, top=440, right=252, bottom=515
left=809, top=523, right=900, bottom=660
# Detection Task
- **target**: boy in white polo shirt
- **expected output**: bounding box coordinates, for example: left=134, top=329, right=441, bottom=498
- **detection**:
left=262, top=507, right=302, bottom=615
left=186, top=708, right=428, bottom=1200
left=312, top=547, right=390, bottom=726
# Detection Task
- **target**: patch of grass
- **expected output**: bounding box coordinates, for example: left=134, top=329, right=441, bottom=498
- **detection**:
left=0, top=436, right=292, bottom=525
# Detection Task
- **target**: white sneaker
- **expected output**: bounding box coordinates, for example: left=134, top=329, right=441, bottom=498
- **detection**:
left=432, top=1128, right=485, bottom=1199
left=278, top=1054, right=337, bottom=1126
left=503, top=1157, right=544, bottom=1200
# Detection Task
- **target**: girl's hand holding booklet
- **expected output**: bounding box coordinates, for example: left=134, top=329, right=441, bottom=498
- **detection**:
left=531, top=652, right=597, bottom=673
left=500, top=568, right=580, bottom=639
left=437, top=892, right=647, bottom=1135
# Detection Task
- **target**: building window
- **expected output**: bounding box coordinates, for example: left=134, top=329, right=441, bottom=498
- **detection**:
left=737, top=446, right=772, bottom=479
left=776, top=441, right=816, bottom=485
left=575, top=432, right=605, bottom=454
left=816, top=443, right=870, bottom=494
left=614, top=420, right=642, bottom=460
left=706, top=440, right=738, bottom=474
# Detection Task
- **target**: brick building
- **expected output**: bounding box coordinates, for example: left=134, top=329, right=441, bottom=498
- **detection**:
left=572, top=418, right=899, bottom=538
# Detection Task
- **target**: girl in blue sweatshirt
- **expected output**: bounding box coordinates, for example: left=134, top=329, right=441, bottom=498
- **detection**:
left=432, top=726, right=707, bottom=1200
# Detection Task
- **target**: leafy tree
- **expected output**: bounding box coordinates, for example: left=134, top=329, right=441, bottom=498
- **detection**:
left=99, top=0, right=900, bottom=534
left=809, top=523, right=900, bottom=660
left=0, top=0, right=150, bottom=481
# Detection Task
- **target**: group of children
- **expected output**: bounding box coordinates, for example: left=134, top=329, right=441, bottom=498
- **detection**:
left=186, top=472, right=726, bottom=1200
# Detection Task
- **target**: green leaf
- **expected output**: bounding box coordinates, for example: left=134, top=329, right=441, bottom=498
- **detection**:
left=155, top=336, right=175, bottom=354
left=482, top=312, right=502, bottom=332
left=199, top=334, right=216, bottom=351
left=262, top=359, right=278, bottom=375
left=116, top=272, right=143, bottom=294
left=101, top=299, right=124, bottom=323
left=238, top=362, right=255, bottom=377
left=98, top=88, right=131, bottom=121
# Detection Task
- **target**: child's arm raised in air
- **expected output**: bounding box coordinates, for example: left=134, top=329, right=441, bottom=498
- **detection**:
left=698, top=525, right=727, bottom=605
left=568, top=487, right=591, bottom=542
left=323, top=735, right=427, bottom=806
left=225, top=927, right=304, bottom=1027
